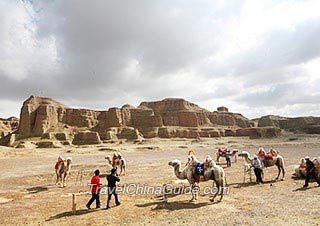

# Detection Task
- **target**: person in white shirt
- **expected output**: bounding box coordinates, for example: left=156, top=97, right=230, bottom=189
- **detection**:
left=252, top=156, right=263, bottom=184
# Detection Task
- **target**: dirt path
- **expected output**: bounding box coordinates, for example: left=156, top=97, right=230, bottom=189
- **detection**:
left=0, top=136, right=319, bottom=225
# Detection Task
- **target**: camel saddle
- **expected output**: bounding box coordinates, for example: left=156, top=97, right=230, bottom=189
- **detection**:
left=264, top=155, right=274, bottom=161
left=218, top=149, right=227, bottom=157
left=257, top=152, right=275, bottom=161
left=55, top=160, right=63, bottom=170
left=195, top=163, right=205, bottom=175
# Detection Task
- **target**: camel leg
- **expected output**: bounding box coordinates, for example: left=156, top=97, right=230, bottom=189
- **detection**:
left=63, top=173, right=68, bottom=187
left=61, top=175, right=65, bottom=188
left=56, top=174, right=59, bottom=185
left=210, top=183, right=218, bottom=202
left=190, top=184, right=197, bottom=202
left=281, top=166, right=285, bottom=180
left=275, top=165, right=281, bottom=180
left=119, top=166, right=122, bottom=176
left=56, top=173, right=62, bottom=186
left=219, top=180, right=225, bottom=202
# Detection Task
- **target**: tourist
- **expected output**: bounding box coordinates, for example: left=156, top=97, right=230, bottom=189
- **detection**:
left=303, top=157, right=320, bottom=188
left=186, top=150, right=196, bottom=166
left=252, top=156, right=263, bottom=184
left=106, top=168, right=121, bottom=209
left=226, top=150, right=231, bottom=167
left=86, top=169, right=101, bottom=209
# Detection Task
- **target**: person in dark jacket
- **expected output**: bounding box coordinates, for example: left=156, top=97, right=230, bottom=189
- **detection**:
left=86, top=169, right=101, bottom=209
left=106, top=168, right=120, bottom=209
left=226, top=150, right=231, bottom=167
left=303, top=156, right=320, bottom=188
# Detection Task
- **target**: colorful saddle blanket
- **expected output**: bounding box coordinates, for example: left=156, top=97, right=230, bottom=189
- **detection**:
left=264, top=156, right=274, bottom=161
left=195, top=163, right=205, bottom=175
left=218, top=149, right=227, bottom=157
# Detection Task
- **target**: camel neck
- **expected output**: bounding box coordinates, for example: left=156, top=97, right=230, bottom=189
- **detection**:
left=174, top=164, right=186, bottom=180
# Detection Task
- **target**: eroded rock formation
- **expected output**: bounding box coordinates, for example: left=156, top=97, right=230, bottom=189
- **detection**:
left=258, top=115, right=320, bottom=134
left=7, top=95, right=318, bottom=146
left=0, top=117, right=19, bottom=138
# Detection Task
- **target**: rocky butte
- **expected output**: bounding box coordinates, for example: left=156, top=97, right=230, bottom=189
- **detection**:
left=0, top=96, right=319, bottom=147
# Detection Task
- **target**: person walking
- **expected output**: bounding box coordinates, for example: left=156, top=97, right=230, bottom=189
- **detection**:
left=303, top=156, right=320, bottom=188
left=106, top=168, right=121, bottom=209
left=252, top=156, right=263, bottom=184
left=86, top=169, right=101, bottom=209
left=226, top=150, right=231, bottom=167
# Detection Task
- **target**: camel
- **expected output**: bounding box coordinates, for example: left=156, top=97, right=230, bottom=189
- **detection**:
left=216, top=148, right=238, bottom=163
left=238, top=151, right=285, bottom=180
left=168, top=156, right=226, bottom=202
left=105, top=154, right=126, bottom=175
left=294, top=157, right=320, bottom=178
left=56, top=157, right=72, bottom=187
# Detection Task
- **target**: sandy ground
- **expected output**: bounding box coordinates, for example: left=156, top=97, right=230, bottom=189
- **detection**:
left=0, top=134, right=320, bottom=226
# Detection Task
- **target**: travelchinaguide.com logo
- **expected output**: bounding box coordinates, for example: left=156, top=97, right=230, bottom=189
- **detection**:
left=87, top=183, right=230, bottom=195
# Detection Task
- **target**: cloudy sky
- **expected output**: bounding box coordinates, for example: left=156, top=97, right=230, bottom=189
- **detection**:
left=1, top=0, right=320, bottom=119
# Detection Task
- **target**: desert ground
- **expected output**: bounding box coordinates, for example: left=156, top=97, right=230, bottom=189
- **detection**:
left=0, top=134, right=319, bottom=226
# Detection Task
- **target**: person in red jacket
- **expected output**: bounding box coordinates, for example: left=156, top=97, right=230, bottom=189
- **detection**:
left=86, top=169, right=102, bottom=209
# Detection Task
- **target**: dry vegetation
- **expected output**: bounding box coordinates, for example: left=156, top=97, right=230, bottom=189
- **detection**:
left=0, top=134, right=320, bottom=225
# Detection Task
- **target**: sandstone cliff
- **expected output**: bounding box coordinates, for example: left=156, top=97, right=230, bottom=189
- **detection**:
left=258, top=115, right=320, bottom=134
left=0, top=95, right=284, bottom=147
left=0, top=117, right=19, bottom=138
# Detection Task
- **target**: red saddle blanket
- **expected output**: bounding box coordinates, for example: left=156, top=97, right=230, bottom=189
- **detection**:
left=218, top=150, right=227, bottom=157
left=264, top=156, right=274, bottom=161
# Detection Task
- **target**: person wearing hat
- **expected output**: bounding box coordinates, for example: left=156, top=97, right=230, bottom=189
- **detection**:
left=106, top=167, right=121, bottom=209
left=186, top=150, right=196, bottom=166
left=252, top=155, right=263, bottom=184
left=303, top=156, right=320, bottom=188
left=86, top=169, right=102, bottom=209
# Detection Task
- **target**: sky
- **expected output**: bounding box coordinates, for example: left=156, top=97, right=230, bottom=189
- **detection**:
left=0, top=0, right=320, bottom=119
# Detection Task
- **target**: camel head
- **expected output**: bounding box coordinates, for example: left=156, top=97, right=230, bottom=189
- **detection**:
left=238, top=151, right=250, bottom=157
left=66, top=157, right=72, bottom=165
left=168, top=160, right=181, bottom=167
left=205, top=155, right=216, bottom=167
left=232, top=149, right=239, bottom=154
left=105, top=155, right=112, bottom=164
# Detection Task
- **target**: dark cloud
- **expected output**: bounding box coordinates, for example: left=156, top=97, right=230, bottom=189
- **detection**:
left=0, top=0, right=320, bottom=118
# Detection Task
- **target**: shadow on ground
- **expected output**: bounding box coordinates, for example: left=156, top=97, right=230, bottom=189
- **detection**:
left=135, top=200, right=213, bottom=211
left=292, top=185, right=319, bottom=192
left=228, top=179, right=278, bottom=188
left=46, top=209, right=99, bottom=221
left=26, top=186, right=48, bottom=193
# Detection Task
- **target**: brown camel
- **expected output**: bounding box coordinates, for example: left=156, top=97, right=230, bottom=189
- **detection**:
left=105, top=154, right=126, bottom=175
left=216, top=148, right=238, bottom=163
left=55, top=157, right=72, bottom=187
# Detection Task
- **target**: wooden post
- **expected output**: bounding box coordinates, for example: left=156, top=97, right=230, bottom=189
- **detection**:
left=72, top=194, right=77, bottom=213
